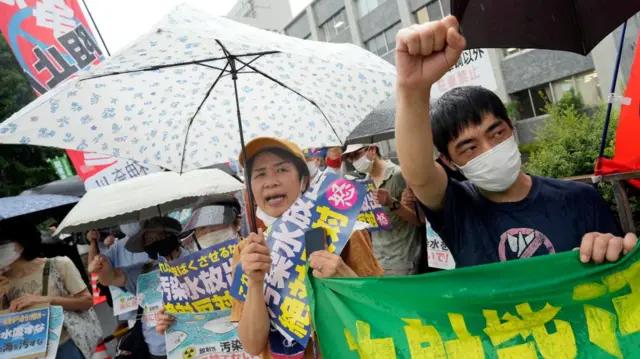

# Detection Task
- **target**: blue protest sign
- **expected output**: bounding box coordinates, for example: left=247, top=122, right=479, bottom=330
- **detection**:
left=165, top=309, right=254, bottom=359
left=40, top=306, right=64, bottom=359
left=358, top=180, right=392, bottom=231
left=0, top=307, right=50, bottom=358
left=137, top=271, right=163, bottom=327
left=230, top=171, right=365, bottom=347
left=159, top=240, right=237, bottom=313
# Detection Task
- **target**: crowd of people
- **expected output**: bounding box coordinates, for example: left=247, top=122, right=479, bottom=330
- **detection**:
left=0, top=16, right=637, bottom=359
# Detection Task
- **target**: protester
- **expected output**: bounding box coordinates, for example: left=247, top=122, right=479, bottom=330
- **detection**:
left=89, top=216, right=186, bottom=359
left=303, top=149, right=323, bottom=181
left=1, top=225, right=101, bottom=359
left=158, top=137, right=381, bottom=357
left=181, top=204, right=240, bottom=251
left=394, top=16, right=638, bottom=268
left=324, top=146, right=343, bottom=175
left=343, top=144, right=423, bottom=275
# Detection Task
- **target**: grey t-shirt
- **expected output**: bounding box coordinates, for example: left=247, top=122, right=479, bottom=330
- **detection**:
left=370, top=162, right=422, bottom=271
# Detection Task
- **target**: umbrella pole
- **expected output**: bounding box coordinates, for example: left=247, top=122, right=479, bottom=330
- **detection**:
left=597, top=21, right=628, bottom=164
left=230, top=57, right=259, bottom=232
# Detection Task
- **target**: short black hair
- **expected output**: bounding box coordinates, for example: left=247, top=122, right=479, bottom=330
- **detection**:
left=246, top=147, right=310, bottom=184
left=431, top=86, right=512, bottom=159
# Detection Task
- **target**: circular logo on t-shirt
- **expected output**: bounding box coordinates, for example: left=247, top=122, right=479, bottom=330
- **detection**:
left=498, top=228, right=555, bottom=261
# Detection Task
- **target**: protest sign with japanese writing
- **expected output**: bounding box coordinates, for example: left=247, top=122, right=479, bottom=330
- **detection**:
left=430, top=48, right=498, bottom=99
left=159, top=240, right=236, bottom=314
left=66, top=151, right=162, bottom=191
left=165, top=309, right=257, bottom=359
left=137, top=270, right=163, bottom=327
left=308, top=245, right=640, bottom=358
left=110, top=286, right=138, bottom=316
left=357, top=180, right=391, bottom=232
left=37, top=306, right=63, bottom=359
left=230, top=171, right=365, bottom=348
left=426, top=222, right=455, bottom=270
left=0, top=307, right=49, bottom=359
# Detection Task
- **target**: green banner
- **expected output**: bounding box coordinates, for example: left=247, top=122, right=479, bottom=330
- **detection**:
left=307, top=247, right=640, bottom=358
left=48, top=155, right=75, bottom=180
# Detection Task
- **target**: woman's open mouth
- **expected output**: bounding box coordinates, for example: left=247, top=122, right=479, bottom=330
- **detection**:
left=265, top=194, right=286, bottom=206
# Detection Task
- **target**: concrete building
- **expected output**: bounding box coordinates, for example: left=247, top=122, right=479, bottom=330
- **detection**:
left=281, top=0, right=640, bottom=145
left=226, top=0, right=293, bottom=32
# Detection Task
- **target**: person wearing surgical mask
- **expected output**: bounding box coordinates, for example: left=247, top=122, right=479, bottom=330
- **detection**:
left=181, top=204, right=240, bottom=251
left=394, top=19, right=636, bottom=270
left=304, top=155, right=321, bottom=181
left=90, top=216, right=186, bottom=359
left=1, top=224, right=97, bottom=359
left=156, top=137, right=382, bottom=358
left=343, top=144, right=423, bottom=275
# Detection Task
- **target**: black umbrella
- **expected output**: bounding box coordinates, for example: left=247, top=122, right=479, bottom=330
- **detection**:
left=20, top=176, right=87, bottom=197
left=346, top=107, right=396, bottom=145
left=452, top=0, right=640, bottom=55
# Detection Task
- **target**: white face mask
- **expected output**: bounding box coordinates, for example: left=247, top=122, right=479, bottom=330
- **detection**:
left=196, top=228, right=235, bottom=248
left=0, top=242, right=20, bottom=272
left=306, top=161, right=318, bottom=177
left=256, top=207, right=278, bottom=227
left=456, top=136, right=522, bottom=192
left=353, top=151, right=374, bottom=174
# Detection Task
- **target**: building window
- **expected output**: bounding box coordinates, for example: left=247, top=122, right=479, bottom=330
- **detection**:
left=357, top=0, right=386, bottom=18
left=511, top=71, right=603, bottom=119
left=320, top=9, right=349, bottom=41
left=574, top=71, right=602, bottom=106
left=365, top=23, right=401, bottom=56
left=415, top=0, right=444, bottom=24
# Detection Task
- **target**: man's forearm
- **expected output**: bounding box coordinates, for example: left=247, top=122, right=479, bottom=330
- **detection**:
left=393, top=205, right=421, bottom=226
left=395, top=86, right=437, bottom=187
left=88, top=241, right=99, bottom=265
left=98, top=268, right=125, bottom=287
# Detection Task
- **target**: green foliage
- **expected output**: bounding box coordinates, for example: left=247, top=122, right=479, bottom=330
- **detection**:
left=0, top=36, right=63, bottom=197
left=505, top=101, right=521, bottom=121
left=525, top=90, right=615, bottom=178
left=524, top=89, right=640, bottom=224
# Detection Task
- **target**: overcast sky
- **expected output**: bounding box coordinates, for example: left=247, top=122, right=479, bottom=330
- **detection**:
left=84, top=0, right=312, bottom=53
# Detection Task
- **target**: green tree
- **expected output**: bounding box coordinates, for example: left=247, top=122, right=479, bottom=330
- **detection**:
left=0, top=35, right=63, bottom=197
left=525, top=91, right=615, bottom=178
left=524, top=90, right=639, bottom=222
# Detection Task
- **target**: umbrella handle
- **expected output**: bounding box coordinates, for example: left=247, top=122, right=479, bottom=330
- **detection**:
left=596, top=21, right=627, bottom=163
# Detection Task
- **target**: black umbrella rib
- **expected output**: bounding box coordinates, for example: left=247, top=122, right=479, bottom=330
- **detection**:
left=205, top=53, right=266, bottom=78
left=233, top=56, right=343, bottom=144
left=79, top=56, right=234, bottom=81
left=178, top=61, right=231, bottom=174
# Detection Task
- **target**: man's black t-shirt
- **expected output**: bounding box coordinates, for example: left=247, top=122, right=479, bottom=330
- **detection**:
left=420, top=175, right=622, bottom=268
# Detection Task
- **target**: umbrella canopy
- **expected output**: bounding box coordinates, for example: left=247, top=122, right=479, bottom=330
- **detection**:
left=54, top=168, right=243, bottom=235
left=346, top=107, right=396, bottom=144
left=0, top=194, right=79, bottom=223
left=20, top=176, right=86, bottom=197
left=452, top=0, right=640, bottom=55
left=0, top=4, right=396, bottom=173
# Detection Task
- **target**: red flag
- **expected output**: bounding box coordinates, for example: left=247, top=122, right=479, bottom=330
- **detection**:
left=597, top=32, right=640, bottom=187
